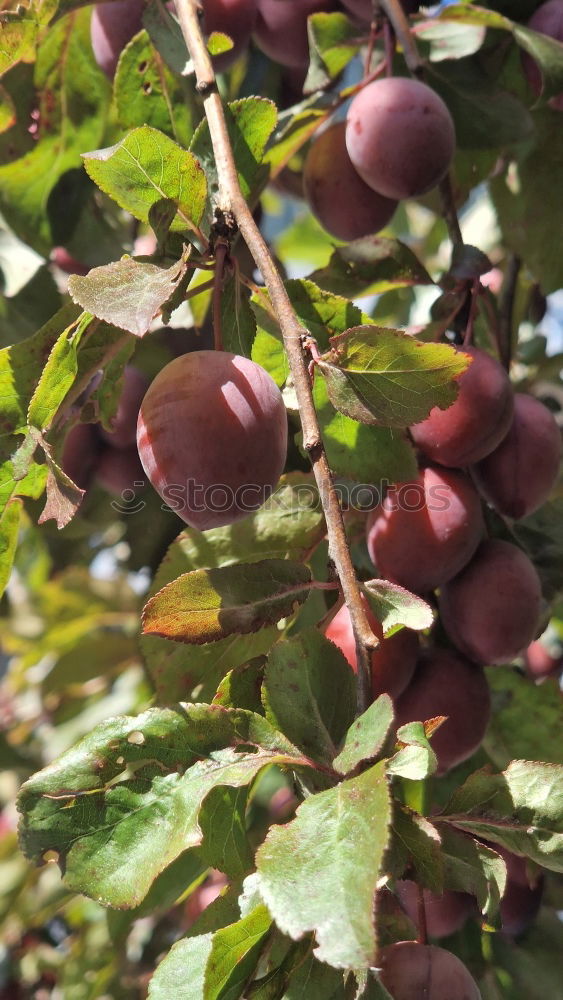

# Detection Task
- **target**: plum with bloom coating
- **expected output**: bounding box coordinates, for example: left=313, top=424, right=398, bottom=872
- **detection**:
left=136, top=352, right=287, bottom=531
left=378, top=941, right=482, bottom=999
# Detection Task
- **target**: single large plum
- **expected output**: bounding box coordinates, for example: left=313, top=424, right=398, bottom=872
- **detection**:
left=254, top=0, right=336, bottom=69
left=394, top=647, right=491, bottom=774
left=303, top=121, right=398, bottom=241
left=200, top=0, right=257, bottom=70
left=366, top=466, right=484, bottom=595
left=324, top=600, right=418, bottom=700
left=90, top=0, right=145, bottom=79
left=61, top=422, right=101, bottom=492
left=345, top=77, right=455, bottom=200
left=395, top=880, right=476, bottom=939
left=101, top=366, right=149, bottom=451
left=410, top=347, right=514, bottom=467
left=378, top=941, right=482, bottom=999
left=522, top=0, right=563, bottom=110
left=438, top=539, right=543, bottom=665
left=473, top=393, right=561, bottom=519
left=136, top=351, right=287, bottom=530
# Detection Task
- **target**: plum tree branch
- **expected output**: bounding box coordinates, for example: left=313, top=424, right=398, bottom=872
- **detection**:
left=175, top=0, right=377, bottom=715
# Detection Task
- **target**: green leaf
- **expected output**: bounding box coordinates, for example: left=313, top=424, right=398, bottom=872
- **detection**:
left=437, top=759, right=563, bottom=872
left=17, top=704, right=306, bottom=907
left=416, top=18, right=486, bottom=62
left=251, top=327, right=289, bottom=388
left=0, top=10, right=109, bottom=254
left=220, top=274, right=256, bottom=358
left=27, top=311, right=92, bottom=432
left=389, top=807, right=443, bottom=892
left=67, top=256, right=188, bottom=336
left=141, top=559, right=313, bottom=644
left=264, top=102, right=328, bottom=178
left=143, top=0, right=190, bottom=75
left=305, top=11, right=360, bottom=91
left=491, top=110, right=563, bottom=293
left=256, top=761, right=391, bottom=969
left=512, top=499, right=563, bottom=600
left=310, top=238, right=434, bottom=300
left=439, top=825, right=506, bottom=921
left=0, top=11, right=38, bottom=75
left=213, top=659, right=266, bottom=714
left=0, top=84, right=16, bottom=133
left=484, top=667, right=563, bottom=768
left=318, top=327, right=471, bottom=428
left=362, top=580, right=434, bottom=637
left=0, top=497, right=22, bottom=597
left=436, top=3, right=511, bottom=30
left=84, top=125, right=207, bottom=235
left=198, top=786, right=253, bottom=879
left=253, top=279, right=366, bottom=351
left=427, top=56, right=534, bottom=150
left=263, top=629, right=356, bottom=766
left=281, top=952, right=345, bottom=999
left=333, top=696, right=394, bottom=776
left=148, top=905, right=272, bottom=1000
left=513, top=22, right=563, bottom=98
left=190, top=98, right=277, bottom=208
left=387, top=721, right=438, bottom=781
left=311, top=377, right=417, bottom=484
left=114, top=29, right=194, bottom=146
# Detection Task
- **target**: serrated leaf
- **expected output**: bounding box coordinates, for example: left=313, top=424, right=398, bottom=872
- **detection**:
left=213, top=659, right=265, bottom=714
left=311, top=377, right=417, bottom=484
left=27, top=311, right=93, bottom=432
left=0, top=497, right=21, bottom=597
left=333, top=695, right=394, bottom=776
left=198, top=786, right=253, bottom=879
left=142, top=559, right=313, bottom=644
left=263, top=630, right=356, bottom=766
left=0, top=12, right=38, bottom=75
left=148, top=905, right=272, bottom=1000
left=256, top=761, right=391, bottom=969
left=38, top=456, right=84, bottom=529
left=439, top=825, right=506, bottom=920
left=190, top=97, right=277, bottom=209
left=387, top=721, right=438, bottom=781
left=362, top=581, right=434, bottom=637
left=310, top=238, right=434, bottom=300
left=17, top=704, right=306, bottom=907
left=389, top=807, right=444, bottom=893
left=68, top=256, right=188, bottom=336
left=484, top=667, right=563, bottom=768
left=318, top=327, right=471, bottom=428
left=437, top=760, right=563, bottom=872
left=83, top=125, right=207, bottom=235
left=305, top=11, right=360, bottom=91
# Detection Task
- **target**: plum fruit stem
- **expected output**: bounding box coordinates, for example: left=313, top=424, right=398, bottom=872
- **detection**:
left=175, top=0, right=378, bottom=716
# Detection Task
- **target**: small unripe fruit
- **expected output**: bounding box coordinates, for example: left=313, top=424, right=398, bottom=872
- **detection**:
left=439, top=539, right=543, bottom=665
left=346, top=78, right=455, bottom=200
left=378, top=941, right=482, bottom=1000
left=410, top=347, right=514, bottom=467
left=324, top=601, right=418, bottom=700
left=395, top=880, right=475, bottom=939
left=366, top=466, right=484, bottom=595
left=303, top=122, right=398, bottom=241
left=394, top=647, right=491, bottom=774
left=522, top=0, right=563, bottom=110
left=254, top=0, right=336, bottom=69
left=101, top=366, right=149, bottom=451
left=136, top=351, right=287, bottom=531
left=473, top=393, right=561, bottom=520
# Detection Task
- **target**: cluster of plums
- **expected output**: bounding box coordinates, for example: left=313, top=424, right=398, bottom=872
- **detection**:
left=62, top=366, right=147, bottom=498
left=326, top=343, right=561, bottom=776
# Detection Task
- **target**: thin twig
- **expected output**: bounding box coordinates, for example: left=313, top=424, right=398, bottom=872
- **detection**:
left=498, top=255, right=521, bottom=370
left=378, top=0, right=424, bottom=75
left=417, top=884, right=429, bottom=945
left=212, top=239, right=229, bottom=351
left=175, top=0, right=378, bottom=715
left=438, top=173, right=464, bottom=248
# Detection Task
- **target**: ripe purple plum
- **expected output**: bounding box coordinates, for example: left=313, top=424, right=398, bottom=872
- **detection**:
left=410, top=347, right=514, bottom=467
left=378, top=941, right=482, bottom=999
left=366, top=466, right=484, bottom=595
left=439, top=539, right=543, bottom=665
left=303, top=121, right=398, bottom=241
left=90, top=0, right=145, bottom=79
left=324, top=600, right=419, bottom=700
left=395, top=880, right=476, bottom=939
left=61, top=423, right=100, bottom=492
left=345, top=77, right=455, bottom=200
left=522, top=0, right=563, bottom=110
left=525, top=638, right=563, bottom=681
left=136, top=351, right=287, bottom=530
left=254, top=0, right=336, bottom=69
left=473, top=393, right=561, bottom=519
left=101, top=366, right=149, bottom=451
left=200, top=0, right=257, bottom=70
left=394, top=647, right=491, bottom=774
left=96, top=445, right=145, bottom=497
